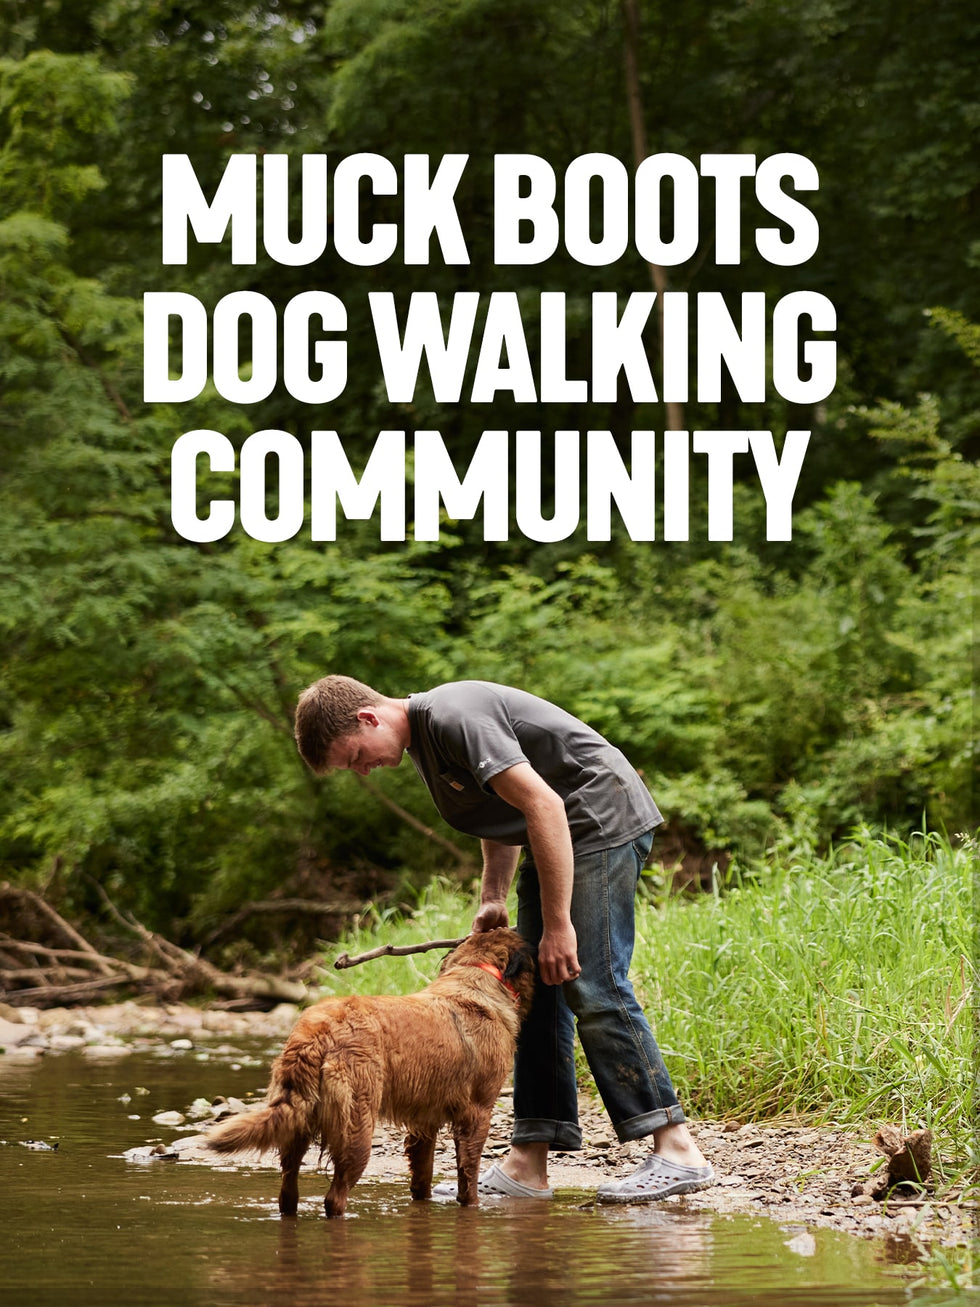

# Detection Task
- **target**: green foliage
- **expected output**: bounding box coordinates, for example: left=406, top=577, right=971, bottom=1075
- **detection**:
left=0, top=2, right=975, bottom=943
left=0, top=51, right=130, bottom=216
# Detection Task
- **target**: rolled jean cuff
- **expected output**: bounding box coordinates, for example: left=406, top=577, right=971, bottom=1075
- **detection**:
left=614, top=1103, right=687, bottom=1144
left=512, top=1117, right=583, bottom=1151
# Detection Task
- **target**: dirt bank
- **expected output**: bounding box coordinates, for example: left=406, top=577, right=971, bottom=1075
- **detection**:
left=3, top=998, right=976, bottom=1261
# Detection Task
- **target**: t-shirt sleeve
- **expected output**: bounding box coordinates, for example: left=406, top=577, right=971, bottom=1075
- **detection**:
left=429, top=685, right=529, bottom=789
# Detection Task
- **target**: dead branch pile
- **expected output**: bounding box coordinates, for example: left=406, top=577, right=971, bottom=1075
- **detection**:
left=0, top=884, right=319, bottom=1009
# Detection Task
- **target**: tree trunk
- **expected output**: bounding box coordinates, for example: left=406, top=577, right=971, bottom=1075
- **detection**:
left=621, top=0, right=686, bottom=433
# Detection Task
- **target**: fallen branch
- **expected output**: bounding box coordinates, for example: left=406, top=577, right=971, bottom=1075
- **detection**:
left=0, top=885, right=115, bottom=975
left=87, top=879, right=189, bottom=973
left=0, top=885, right=317, bottom=1008
left=1, top=946, right=313, bottom=1008
left=4, top=974, right=142, bottom=1005
left=0, top=936, right=125, bottom=966
left=1, top=965, right=97, bottom=984
left=334, top=936, right=467, bottom=969
left=90, top=885, right=315, bottom=1003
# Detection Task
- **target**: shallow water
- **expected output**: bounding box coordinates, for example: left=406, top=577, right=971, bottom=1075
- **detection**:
left=0, top=1042, right=952, bottom=1306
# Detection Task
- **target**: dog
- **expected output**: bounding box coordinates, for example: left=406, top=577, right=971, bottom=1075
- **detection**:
left=206, top=927, right=535, bottom=1217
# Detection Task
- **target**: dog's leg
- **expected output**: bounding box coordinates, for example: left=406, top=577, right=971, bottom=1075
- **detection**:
left=277, top=1134, right=309, bottom=1216
left=405, top=1131, right=438, bottom=1201
left=323, top=1123, right=373, bottom=1219
left=319, top=1064, right=380, bottom=1218
left=453, top=1107, right=494, bottom=1206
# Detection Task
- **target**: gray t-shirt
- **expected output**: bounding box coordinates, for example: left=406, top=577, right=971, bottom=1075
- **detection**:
left=406, top=681, right=662, bottom=853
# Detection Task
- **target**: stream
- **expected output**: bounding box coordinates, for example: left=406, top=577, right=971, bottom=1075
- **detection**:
left=0, top=1039, right=960, bottom=1306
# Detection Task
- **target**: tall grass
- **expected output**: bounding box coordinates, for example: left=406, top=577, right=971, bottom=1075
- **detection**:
left=317, top=830, right=978, bottom=1186
left=633, top=829, right=977, bottom=1186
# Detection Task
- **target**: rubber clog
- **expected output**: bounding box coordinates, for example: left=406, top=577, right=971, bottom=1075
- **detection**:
left=596, top=1154, right=716, bottom=1204
left=431, top=1162, right=554, bottom=1200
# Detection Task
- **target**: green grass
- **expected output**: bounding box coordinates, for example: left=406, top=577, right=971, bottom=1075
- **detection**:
left=316, top=829, right=978, bottom=1190
left=633, top=828, right=977, bottom=1190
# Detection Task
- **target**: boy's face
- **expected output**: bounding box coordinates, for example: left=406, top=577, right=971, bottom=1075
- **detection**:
left=326, top=708, right=405, bottom=775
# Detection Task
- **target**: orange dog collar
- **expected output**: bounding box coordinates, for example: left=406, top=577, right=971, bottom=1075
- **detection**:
left=468, top=961, right=522, bottom=1005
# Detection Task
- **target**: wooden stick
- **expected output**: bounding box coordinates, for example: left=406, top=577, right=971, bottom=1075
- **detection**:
left=334, top=936, right=467, bottom=970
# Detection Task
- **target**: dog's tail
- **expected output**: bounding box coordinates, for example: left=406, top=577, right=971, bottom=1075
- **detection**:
left=206, top=1097, right=310, bottom=1157
left=207, top=1049, right=321, bottom=1158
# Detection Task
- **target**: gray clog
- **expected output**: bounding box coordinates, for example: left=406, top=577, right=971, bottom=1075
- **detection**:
left=596, top=1154, right=715, bottom=1204
left=432, top=1162, right=554, bottom=1200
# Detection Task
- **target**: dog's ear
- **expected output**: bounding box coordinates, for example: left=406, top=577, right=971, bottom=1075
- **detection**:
left=503, top=939, right=537, bottom=982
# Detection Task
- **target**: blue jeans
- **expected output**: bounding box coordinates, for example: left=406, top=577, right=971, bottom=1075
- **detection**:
left=512, top=831, right=686, bottom=1150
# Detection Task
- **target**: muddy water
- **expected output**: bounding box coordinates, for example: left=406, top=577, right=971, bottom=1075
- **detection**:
left=0, top=1043, right=946, bottom=1306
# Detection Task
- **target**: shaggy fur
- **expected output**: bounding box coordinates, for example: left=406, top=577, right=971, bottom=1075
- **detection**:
left=206, top=928, right=536, bottom=1217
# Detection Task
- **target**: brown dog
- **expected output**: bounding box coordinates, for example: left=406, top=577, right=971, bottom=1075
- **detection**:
left=206, top=927, right=535, bottom=1217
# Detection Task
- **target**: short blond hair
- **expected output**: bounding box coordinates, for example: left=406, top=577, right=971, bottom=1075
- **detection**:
left=294, top=675, right=383, bottom=773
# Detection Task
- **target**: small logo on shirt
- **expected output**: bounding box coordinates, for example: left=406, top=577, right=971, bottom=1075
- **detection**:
left=477, top=758, right=492, bottom=769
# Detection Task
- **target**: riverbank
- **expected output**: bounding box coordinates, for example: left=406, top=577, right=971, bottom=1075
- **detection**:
left=2, top=997, right=976, bottom=1266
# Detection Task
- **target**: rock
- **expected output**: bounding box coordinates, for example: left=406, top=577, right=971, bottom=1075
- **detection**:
left=123, top=1143, right=179, bottom=1163
left=47, top=1035, right=87, bottom=1051
left=151, top=1110, right=186, bottom=1126
left=172, top=1133, right=209, bottom=1155
left=268, top=1003, right=300, bottom=1025
left=867, top=1126, right=933, bottom=1197
left=0, top=1017, right=48, bottom=1047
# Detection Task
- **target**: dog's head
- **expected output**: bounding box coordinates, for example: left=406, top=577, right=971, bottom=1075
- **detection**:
left=440, top=927, right=537, bottom=1017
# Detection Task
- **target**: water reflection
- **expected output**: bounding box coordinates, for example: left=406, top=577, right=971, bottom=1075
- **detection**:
left=203, top=1188, right=908, bottom=1307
